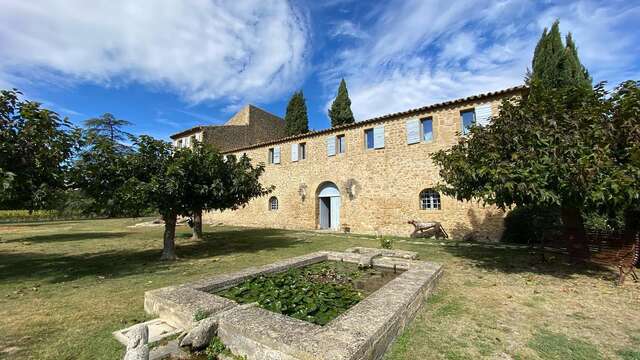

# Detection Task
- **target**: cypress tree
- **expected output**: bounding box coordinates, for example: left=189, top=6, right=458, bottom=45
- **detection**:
left=284, top=90, right=309, bottom=136
left=564, top=33, right=591, bottom=89
left=528, top=20, right=565, bottom=88
left=528, top=20, right=591, bottom=91
left=328, top=79, right=355, bottom=127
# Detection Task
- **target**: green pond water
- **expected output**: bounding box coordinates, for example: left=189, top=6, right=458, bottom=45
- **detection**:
left=215, top=260, right=402, bottom=326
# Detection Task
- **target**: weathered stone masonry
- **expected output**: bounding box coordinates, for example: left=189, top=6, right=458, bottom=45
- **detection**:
left=179, top=87, right=525, bottom=240
left=171, top=104, right=286, bottom=153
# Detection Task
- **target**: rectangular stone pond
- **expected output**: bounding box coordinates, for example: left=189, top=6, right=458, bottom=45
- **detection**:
left=144, top=247, right=443, bottom=360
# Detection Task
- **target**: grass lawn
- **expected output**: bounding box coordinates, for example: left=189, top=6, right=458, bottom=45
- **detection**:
left=1, top=218, right=639, bottom=359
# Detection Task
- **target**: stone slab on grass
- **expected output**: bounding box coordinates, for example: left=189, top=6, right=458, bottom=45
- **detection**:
left=113, top=319, right=182, bottom=346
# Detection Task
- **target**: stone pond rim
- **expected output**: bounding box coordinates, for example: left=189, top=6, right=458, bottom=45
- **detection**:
left=136, top=247, right=443, bottom=359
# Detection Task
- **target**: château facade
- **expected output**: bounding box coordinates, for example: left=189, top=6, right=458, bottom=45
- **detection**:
left=171, top=86, right=525, bottom=240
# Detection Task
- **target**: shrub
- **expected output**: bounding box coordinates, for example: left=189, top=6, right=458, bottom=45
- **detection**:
left=380, top=237, right=393, bottom=249
left=205, top=337, right=227, bottom=360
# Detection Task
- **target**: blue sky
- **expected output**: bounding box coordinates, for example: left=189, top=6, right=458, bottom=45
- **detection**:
left=1, top=1, right=639, bottom=140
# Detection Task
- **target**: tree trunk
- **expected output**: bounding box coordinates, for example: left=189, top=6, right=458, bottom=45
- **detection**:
left=560, top=206, right=590, bottom=259
left=191, top=209, right=203, bottom=241
left=160, top=212, right=178, bottom=261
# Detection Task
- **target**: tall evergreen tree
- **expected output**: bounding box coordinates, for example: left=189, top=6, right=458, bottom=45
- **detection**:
left=527, top=20, right=591, bottom=90
left=84, top=113, right=132, bottom=143
left=284, top=90, right=309, bottom=136
left=328, top=79, right=355, bottom=127
left=563, top=33, right=591, bottom=89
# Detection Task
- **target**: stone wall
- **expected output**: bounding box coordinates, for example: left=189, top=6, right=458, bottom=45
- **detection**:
left=205, top=90, right=523, bottom=240
left=172, top=105, right=286, bottom=153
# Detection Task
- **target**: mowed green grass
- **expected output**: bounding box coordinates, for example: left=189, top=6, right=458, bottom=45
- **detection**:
left=0, top=219, right=638, bottom=359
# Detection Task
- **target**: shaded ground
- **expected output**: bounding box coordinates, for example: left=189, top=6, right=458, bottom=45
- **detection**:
left=0, top=219, right=638, bottom=359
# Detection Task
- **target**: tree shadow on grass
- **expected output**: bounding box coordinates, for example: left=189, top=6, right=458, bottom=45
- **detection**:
left=437, top=208, right=617, bottom=280
left=5, top=232, right=131, bottom=243
left=441, top=242, right=617, bottom=280
left=0, top=228, right=303, bottom=283
left=0, top=220, right=83, bottom=227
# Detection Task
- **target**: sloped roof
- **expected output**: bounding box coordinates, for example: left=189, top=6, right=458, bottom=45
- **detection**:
left=221, top=85, right=527, bottom=154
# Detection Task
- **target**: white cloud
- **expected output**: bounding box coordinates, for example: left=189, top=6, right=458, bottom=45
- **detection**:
left=330, top=21, right=368, bottom=40
left=537, top=2, right=640, bottom=84
left=0, top=0, right=309, bottom=105
left=321, top=0, right=640, bottom=121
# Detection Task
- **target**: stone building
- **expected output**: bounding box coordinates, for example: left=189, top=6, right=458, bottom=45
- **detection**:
left=170, top=104, right=286, bottom=152
left=172, top=86, right=526, bottom=240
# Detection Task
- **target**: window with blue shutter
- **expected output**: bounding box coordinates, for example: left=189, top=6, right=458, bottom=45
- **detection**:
left=291, top=143, right=298, bottom=162
left=373, top=126, right=384, bottom=149
left=461, top=110, right=475, bottom=135
left=475, top=104, right=492, bottom=126
left=273, top=146, right=281, bottom=164
left=422, top=118, right=433, bottom=142
left=337, top=135, right=345, bottom=154
left=406, top=119, right=420, bottom=144
left=365, top=129, right=374, bottom=149
left=299, top=143, right=306, bottom=160
left=327, top=136, right=336, bottom=156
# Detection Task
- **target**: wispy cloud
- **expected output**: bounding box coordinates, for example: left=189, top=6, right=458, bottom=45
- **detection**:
left=38, top=99, right=85, bottom=118
left=0, top=1, right=310, bottom=106
left=320, top=0, right=640, bottom=121
left=330, top=21, right=368, bottom=39
left=154, top=118, right=181, bottom=129
left=173, top=109, right=222, bottom=124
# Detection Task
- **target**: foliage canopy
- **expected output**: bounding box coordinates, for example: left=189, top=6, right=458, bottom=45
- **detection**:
left=0, top=89, right=79, bottom=211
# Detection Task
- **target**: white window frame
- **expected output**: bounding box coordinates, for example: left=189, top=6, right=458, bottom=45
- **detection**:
left=269, top=197, right=278, bottom=211
left=420, top=189, right=442, bottom=210
left=461, top=109, right=476, bottom=135
left=421, top=117, right=434, bottom=143
left=364, top=128, right=375, bottom=150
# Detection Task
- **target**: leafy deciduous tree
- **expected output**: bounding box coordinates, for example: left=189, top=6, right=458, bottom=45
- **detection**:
left=127, top=137, right=270, bottom=260
left=432, top=21, right=614, bottom=256
left=71, top=136, right=141, bottom=217
left=0, top=89, right=79, bottom=212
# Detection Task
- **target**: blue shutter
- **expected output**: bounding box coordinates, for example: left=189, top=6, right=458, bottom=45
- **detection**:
left=406, top=119, right=420, bottom=144
left=291, top=143, right=298, bottom=162
left=475, top=104, right=492, bottom=126
left=273, top=146, right=281, bottom=164
left=373, top=126, right=384, bottom=149
left=327, top=136, right=336, bottom=156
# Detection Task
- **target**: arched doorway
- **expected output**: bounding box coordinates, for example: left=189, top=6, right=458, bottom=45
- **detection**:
left=317, top=182, right=340, bottom=230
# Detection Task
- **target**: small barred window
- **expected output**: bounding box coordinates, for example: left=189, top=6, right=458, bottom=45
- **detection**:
left=269, top=197, right=279, bottom=211
left=420, top=189, right=441, bottom=210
